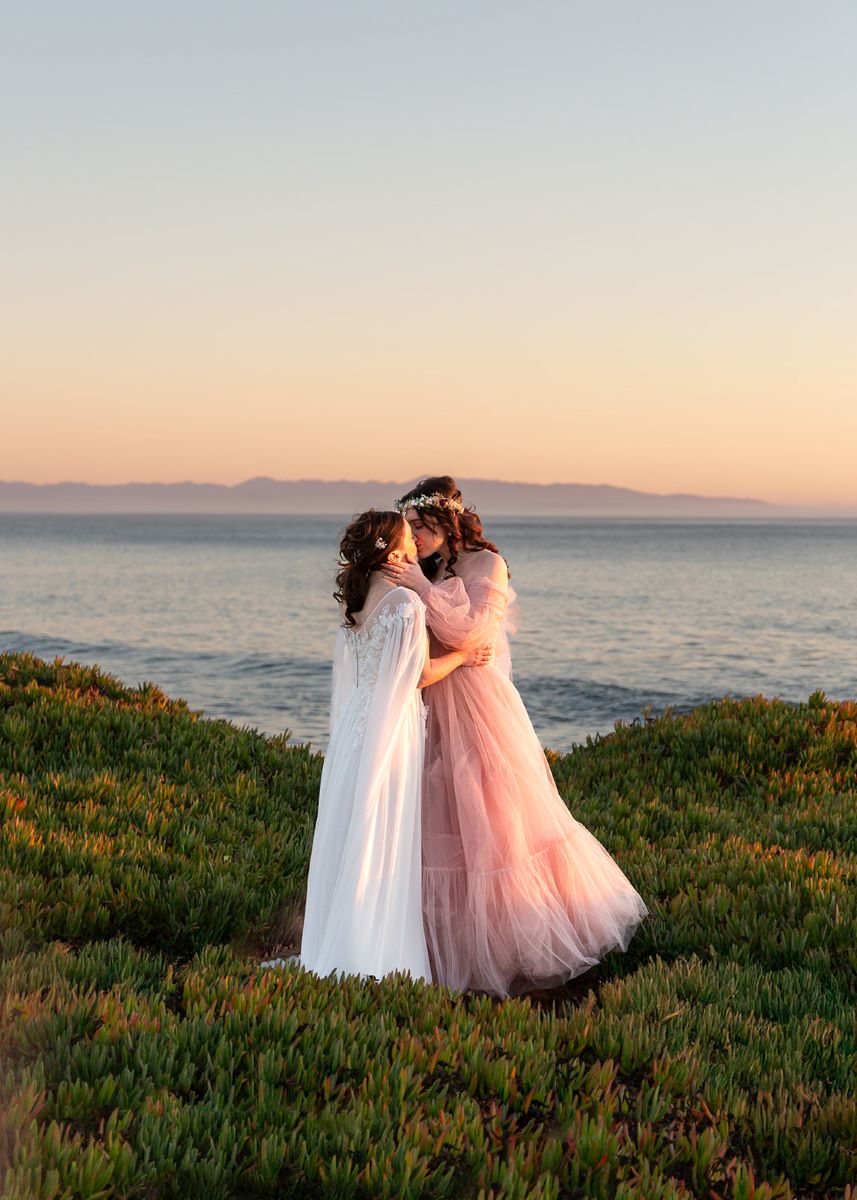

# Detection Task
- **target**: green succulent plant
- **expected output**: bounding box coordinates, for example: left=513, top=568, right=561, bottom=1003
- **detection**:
left=1, top=654, right=854, bottom=1197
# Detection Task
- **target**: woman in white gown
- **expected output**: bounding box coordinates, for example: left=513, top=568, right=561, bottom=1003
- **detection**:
left=263, top=509, right=492, bottom=983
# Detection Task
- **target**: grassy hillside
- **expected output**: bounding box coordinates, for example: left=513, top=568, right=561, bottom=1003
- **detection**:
left=0, top=652, right=854, bottom=1198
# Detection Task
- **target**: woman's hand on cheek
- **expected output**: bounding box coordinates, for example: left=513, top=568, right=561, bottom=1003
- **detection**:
left=380, top=559, right=430, bottom=595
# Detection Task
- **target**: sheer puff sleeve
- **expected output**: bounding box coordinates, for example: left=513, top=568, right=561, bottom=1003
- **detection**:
left=422, top=552, right=510, bottom=651
left=329, top=623, right=354, bottom=737
left=355, top=593, right=428, bottom=787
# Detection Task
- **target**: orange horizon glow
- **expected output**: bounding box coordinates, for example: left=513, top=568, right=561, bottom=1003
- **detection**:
left=4, top=359, right=855, bottom=507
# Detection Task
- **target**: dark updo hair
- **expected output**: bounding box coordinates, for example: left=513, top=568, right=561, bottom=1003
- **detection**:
left=334, top=509, right=407, bottom=627
left=396, top=475, right=504, bottom=579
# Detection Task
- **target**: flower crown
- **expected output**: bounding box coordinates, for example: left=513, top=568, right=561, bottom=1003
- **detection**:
left=395, top=492, right=465, bottom=516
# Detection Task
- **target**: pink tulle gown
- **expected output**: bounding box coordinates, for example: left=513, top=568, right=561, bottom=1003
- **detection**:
left=417, top=552, right=648, bottom=996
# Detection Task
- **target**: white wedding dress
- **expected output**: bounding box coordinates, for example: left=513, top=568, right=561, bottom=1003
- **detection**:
left=262, top=587, right=432, bottom=983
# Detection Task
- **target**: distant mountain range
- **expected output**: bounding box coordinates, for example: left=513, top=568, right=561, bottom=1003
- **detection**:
left=0, top=477, right=775, bottom=516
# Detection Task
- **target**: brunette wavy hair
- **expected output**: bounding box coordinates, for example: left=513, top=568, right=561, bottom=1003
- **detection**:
left=396, top=475, right=504, bottom=578
left=333, top=509, right=407, bottom=627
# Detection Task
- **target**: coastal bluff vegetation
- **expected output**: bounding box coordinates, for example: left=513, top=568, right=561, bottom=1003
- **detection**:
left=0, top=652, right=854, bottom=1198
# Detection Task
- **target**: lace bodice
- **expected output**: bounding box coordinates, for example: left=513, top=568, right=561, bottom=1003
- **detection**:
left=343, top=596, right=421, bottom=687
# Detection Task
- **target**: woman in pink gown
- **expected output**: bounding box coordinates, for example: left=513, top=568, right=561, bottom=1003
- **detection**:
left=382, top=476, right=648, bottom=997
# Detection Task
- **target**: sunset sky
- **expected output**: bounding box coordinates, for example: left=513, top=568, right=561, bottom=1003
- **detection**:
left=3, top=2, right=856, bottom=506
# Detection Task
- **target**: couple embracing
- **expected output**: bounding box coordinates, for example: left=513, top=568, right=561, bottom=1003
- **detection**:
left=270, top=476, right=647, bottom=997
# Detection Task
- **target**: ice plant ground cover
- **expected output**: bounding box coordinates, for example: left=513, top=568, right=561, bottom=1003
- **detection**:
left=0, top=652, right=854, bottom=1199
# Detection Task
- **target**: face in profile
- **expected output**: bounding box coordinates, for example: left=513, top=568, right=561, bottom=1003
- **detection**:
left=391, top=517, right=419, bottom=564
left=405, top=507, right=446, bottom=558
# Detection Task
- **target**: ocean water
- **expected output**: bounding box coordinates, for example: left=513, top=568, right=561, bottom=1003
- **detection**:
left=1, top=514, right=855, bottom=753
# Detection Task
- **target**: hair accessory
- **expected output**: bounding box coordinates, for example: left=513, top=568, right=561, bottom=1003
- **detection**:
left=375, top=537, right=388, bottom=550
left=395, top=492, right=465, bottom=515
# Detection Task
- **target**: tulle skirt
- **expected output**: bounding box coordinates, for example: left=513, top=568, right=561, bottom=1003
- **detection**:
left=422, top=664, right=648, bottom=996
